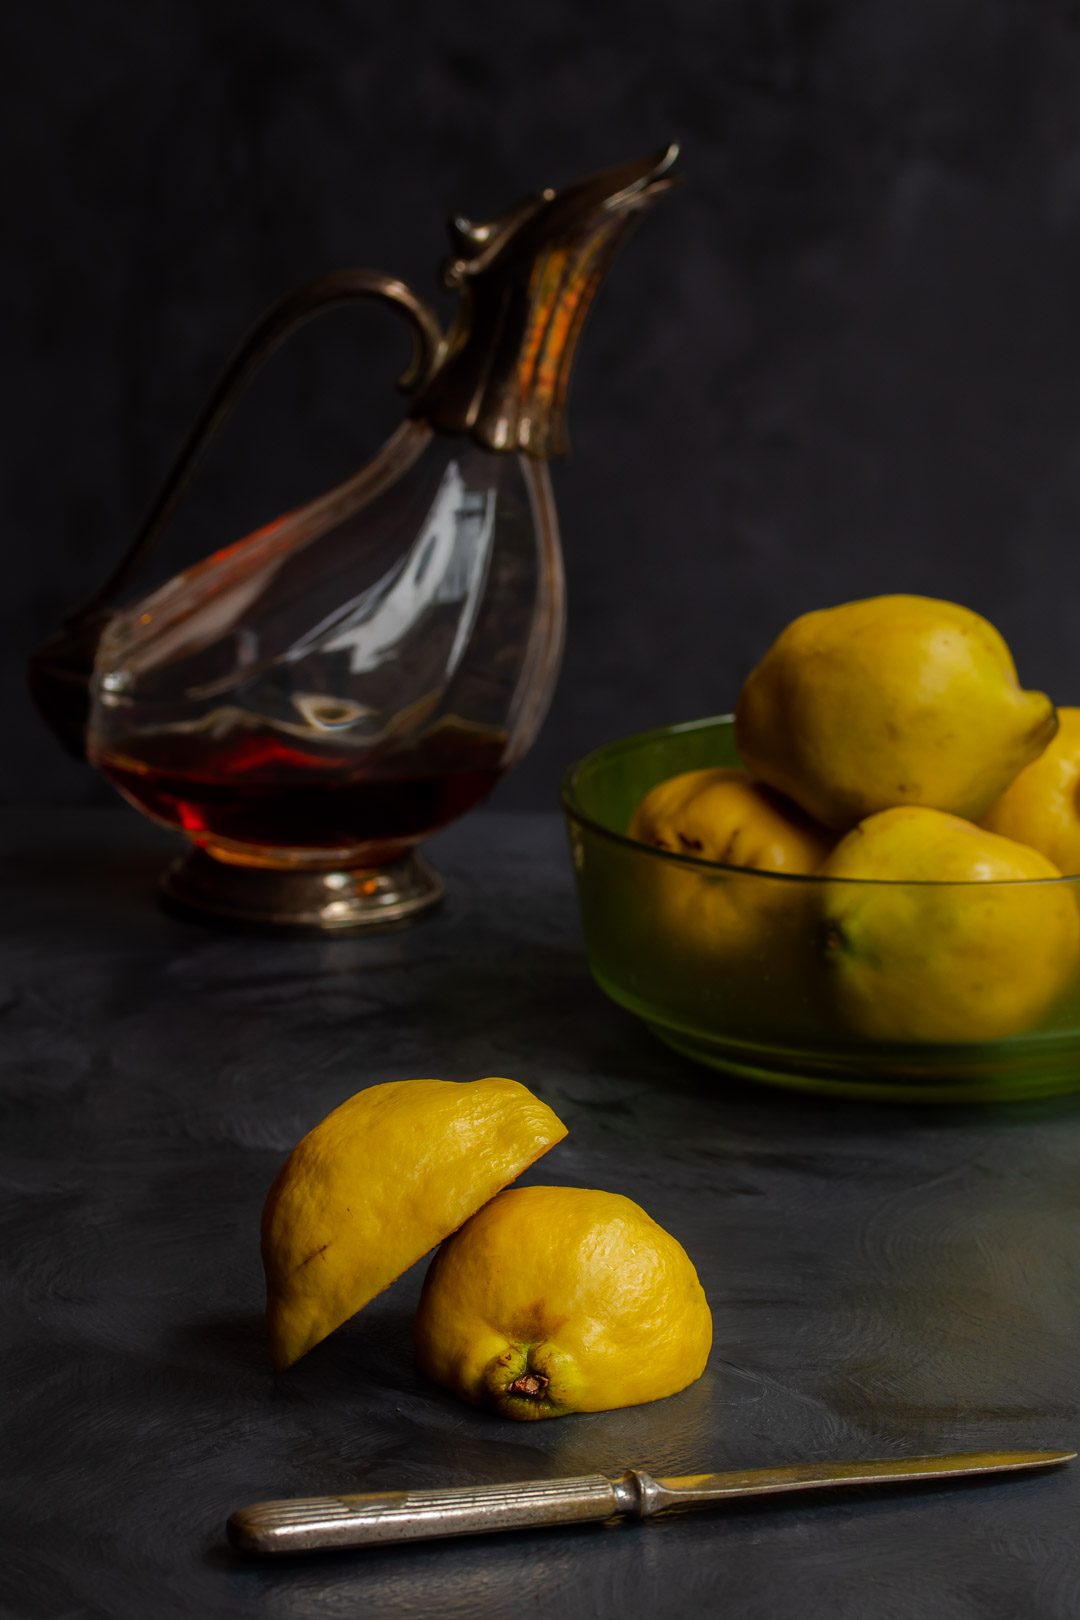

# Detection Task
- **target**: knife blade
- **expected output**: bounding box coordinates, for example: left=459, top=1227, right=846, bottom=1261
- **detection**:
left=227, top=1447, right=1074, bottom=1555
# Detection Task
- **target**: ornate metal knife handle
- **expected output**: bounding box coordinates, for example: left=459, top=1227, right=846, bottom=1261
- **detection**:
left=226, top=1471, right=665, bottom=1554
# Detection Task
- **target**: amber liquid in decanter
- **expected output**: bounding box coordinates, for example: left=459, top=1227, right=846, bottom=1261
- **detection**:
left=99, top=717, right=508, bottom=865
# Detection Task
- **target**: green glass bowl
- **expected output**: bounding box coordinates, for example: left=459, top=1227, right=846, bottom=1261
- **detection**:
left=561, top=716, right=1080, bottom=1103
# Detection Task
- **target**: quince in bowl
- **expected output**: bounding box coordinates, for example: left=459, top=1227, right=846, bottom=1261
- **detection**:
left=563, top=716, right=1080, bottom=1102
left=562, top=595, right=1080, bottom=1103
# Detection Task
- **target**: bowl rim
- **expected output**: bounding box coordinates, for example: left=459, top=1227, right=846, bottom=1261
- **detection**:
left=560, top=713, right=1078, bottom=889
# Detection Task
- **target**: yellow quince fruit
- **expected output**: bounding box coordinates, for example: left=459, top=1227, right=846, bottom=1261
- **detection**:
left=981, top=706, right=1080, bottom=874
left=736, top=595, right=1057, bottom=830
left=819, top=806, right=1080, bottom=1042
left=630, top=767, right=832, bottom=871
left=414, top=1185, right=712, bottom=1420
left=628, top=768, right=832, bottom=964
left=261, top=1078, right=566, bottom=1371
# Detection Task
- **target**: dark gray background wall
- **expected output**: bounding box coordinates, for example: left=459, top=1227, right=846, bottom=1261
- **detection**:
left=8, top=0, right=1080, bottom=810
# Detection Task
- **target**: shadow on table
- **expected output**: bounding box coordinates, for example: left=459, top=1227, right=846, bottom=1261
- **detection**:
left=170, top=1310, right=269, bottom=1374
left=169, top=1306, right=423, bottom=1397
left=9, top=844, right=166, bottom=899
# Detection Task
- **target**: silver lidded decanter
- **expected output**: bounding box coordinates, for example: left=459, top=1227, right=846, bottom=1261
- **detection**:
left=29, top=147, right=678, bottom=928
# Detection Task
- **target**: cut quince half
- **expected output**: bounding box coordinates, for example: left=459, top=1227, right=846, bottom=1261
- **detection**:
left=261, top=1077, right=567, bottom=1371
left=415, top=1185, right=713, bottom=1420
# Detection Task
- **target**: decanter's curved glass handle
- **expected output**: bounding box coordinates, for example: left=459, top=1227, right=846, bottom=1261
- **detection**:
left=87, top=270, right=446, bottom=615
left=29, top=271, right=445, bottom=756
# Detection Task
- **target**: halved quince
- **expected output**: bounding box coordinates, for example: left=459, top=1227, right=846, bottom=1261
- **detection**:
left=261, top=1078, right=567, bottom=1371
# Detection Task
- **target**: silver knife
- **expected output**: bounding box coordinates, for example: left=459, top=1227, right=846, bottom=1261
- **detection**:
left=227, top=1448, right=1074, bottom=1555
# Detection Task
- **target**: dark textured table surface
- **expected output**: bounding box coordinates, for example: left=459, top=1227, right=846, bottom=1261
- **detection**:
left=6, top=806, right=1080, bottom=1620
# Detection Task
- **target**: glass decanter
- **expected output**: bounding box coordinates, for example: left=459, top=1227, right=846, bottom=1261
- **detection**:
left=30, top=147, right=678, bottom=928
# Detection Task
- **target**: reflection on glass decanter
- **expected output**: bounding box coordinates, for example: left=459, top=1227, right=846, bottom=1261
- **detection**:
left=90, top=420, right=563, bottom=925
